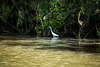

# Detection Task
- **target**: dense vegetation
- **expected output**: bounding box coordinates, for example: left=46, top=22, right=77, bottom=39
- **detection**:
left=0, top=0, right=100, bottom=38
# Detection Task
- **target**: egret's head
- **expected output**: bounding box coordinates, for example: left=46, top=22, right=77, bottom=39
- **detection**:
left=49, top=26, right=51, bottom=28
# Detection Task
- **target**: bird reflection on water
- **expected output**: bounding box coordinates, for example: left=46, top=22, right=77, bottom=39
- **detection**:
left=51, top=37, right=59, bottom=44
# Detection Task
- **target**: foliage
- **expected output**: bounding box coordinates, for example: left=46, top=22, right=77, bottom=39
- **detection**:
left=0, top=0, right=100, bottom=38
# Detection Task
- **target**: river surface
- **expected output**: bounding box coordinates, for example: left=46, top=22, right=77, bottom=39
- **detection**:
left=0, top=35, right=100, bottom=67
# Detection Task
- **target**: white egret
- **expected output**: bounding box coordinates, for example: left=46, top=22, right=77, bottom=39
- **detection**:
left=49, top=26, right=59, bottom=37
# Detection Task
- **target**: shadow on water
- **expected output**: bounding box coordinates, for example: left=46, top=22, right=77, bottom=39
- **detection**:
left=35, top=37, right=100, bottom=53
left=36, top=44, right=100, bottom=53
left=0, top=35, right=100, bottom=53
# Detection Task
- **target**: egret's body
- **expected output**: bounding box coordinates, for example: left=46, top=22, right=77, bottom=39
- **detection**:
left=49, top=26, right=59, bottom=37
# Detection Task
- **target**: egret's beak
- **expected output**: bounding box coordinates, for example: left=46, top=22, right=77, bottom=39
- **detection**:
left=49, top=26, right=50, bottom=28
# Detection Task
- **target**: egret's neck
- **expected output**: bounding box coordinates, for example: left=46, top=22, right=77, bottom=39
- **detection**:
left=50, top=28, right=53, bottom=33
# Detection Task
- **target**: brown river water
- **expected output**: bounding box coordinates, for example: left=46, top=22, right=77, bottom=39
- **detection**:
left=0, top=35, right=100, bottom=67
